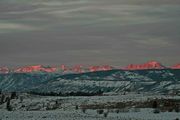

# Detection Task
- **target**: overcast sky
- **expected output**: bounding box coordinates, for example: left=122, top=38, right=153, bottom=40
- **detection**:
left=0, top=0, right=180, bottom=67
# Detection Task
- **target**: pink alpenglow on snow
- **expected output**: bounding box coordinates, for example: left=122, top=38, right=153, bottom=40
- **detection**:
left=1, top=61, right=180, bottom=74
left=123, top=61, right=165, bottom=70
left=171, top=64, right=180, bottom=69
left=0, top=67, right=9, bottom=74
left=14, top=65, right=57, bottom=73
left=88, top=65, right=113, bottom=72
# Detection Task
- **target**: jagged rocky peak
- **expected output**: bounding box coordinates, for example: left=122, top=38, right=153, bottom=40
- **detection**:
left=14, top=65, right=57, bottom=73
left=0, top=66, right=9, bottom=74
left=124, top=60, right=165, bottom=70
left=88, top=65, right=113, bottom=72
left=1, top=61, right=180, bottom=74
left=171, top=64, right=180, bottom=69
left=60, top=64, right=113, bottom=73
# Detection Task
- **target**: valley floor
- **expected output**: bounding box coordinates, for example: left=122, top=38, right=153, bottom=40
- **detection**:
left=0, top=93, right=180, bottom=120
left=0, top=109, right=180, bottom=120
left=0, top=108, right=180, bottom=120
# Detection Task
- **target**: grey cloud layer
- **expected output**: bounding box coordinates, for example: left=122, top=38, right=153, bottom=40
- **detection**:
left=0, top=0, right=180, bottom=67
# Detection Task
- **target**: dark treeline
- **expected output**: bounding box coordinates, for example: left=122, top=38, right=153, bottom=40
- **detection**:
left=0, top=91, right=18, bottom=111
left=29, top=90, right=103, bottom=96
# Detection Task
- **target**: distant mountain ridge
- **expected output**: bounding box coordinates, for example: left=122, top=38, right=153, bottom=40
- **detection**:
left=0, top=65, right=113, bottom=74
left=123, top=61, right=166, bottom=70
left=0, top=61, right=179, bottom=74
left=0, top=68, right=180, bottom=94
left=171, top=64, right=180, bottom=69
left=0, top=67, right=9, bottom=74
left=14, top=65, right=57, bottom=73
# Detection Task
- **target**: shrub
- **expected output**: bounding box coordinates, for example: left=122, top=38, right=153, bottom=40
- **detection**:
left=152, top=101, right=158, bottom=108
left=153, top=109, right=160, bottom=114
left=175, top=107, right=179, bottom=112
left=115, top=109, right=120, bottom=113
left=0, top=94, right=5, bottom=104
left=11, top=92, right=17, bottom=99
left=97, top=109, right=104, bottom=114
left=20, top=96, right=23, bottom=103
left=168, top=108, right=173, bottom=112
left=103, top=112, right=108, bottom=117
left=21, top=105, right=25, bottom=108
left=75, top=105, right=79, bottom=110
left=82, top=108, right=86, bottom=113
left=6, top=97, right=12, bottom=111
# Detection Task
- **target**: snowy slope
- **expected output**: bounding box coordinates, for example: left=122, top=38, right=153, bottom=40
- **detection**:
left=0, top=69, right=180, bottom=93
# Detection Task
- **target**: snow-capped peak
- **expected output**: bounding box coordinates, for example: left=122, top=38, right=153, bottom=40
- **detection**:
left=14, top=65, right=57, bottom=73
left=171, top=64, right=180, bottom=69
left=1, top=61, right=180, bottom=74
left=124, top=61, right=165, bottom=70
left=0, top=66, right=9, bottom=74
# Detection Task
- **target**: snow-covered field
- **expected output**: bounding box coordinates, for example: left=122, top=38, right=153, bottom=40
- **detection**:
left=0, top=93, right=180, bottom=120
left=1, top=109, right=180, bottom=120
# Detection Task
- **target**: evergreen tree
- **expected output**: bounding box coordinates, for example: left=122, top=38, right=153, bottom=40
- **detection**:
left=0, top=94, right=5, bottom=104
left=152, top=101, right=158, bottom=108
left=11, top=92, right=17, bottom=99
left=6, top=97, right=12, bottom=111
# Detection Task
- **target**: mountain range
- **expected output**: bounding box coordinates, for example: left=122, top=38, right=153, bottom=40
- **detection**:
left=0, top=61, right=180, bottom=74
left=0, top=61, right=180, bottom=94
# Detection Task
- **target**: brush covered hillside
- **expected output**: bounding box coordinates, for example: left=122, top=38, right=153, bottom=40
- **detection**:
left=0, top=68, right=180, bottom=94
